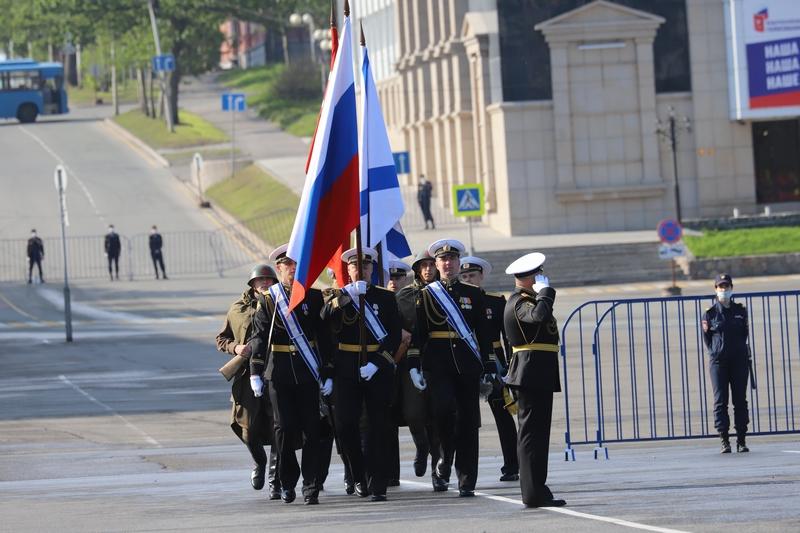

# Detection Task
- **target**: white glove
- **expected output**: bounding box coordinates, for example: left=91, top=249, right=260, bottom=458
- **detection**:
left=250, top=375, right=264, bottom=397
left=533, top=274, right=550, bottom=293
left=409, top=368, right=427, bottom=391
left=359, top=362, right=378, bottom=381
left=352, top=280, right=367, bottom=295
left=320, top=378, right=333, bottom=396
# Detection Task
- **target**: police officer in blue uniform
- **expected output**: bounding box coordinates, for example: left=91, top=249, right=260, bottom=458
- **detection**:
left=701, top=273, right=751, bottom=453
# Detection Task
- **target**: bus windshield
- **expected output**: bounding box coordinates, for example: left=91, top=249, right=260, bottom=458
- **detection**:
left=0, top=59, right=69, bottom=123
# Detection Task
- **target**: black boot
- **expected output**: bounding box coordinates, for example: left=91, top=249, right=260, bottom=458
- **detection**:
left=267, top=447, right=281, bottom=500
left=411, top=430, right=429, bottom=477
left=736, top=433, right=749, bottom=453
left=720, top=432, right=731, bottom=454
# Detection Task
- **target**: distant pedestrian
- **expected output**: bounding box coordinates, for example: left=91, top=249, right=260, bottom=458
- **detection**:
left=417, top=175, right=435, bottom=230
left=149, top=225, right=167, bottom=280
left=702, top=273, right=752, bottom=454
left=27, top=229, right=44, bottom=284
left=104, top=224, right=121, bottom=281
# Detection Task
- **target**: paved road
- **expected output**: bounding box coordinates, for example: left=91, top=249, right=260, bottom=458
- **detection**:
left=1, top=110, right=799, bottom=531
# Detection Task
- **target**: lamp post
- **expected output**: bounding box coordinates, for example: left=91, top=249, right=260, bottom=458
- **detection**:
left=290, top=12, right=316, bottom=63
left=656, top=106, right=691, bottom=223
left=314, top=30, right=333, bottom=95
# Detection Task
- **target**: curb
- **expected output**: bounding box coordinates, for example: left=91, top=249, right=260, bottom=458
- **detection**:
left=102, top=118, right=170, bottom=168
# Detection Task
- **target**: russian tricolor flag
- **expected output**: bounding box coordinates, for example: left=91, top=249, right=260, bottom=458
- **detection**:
left=287, top=13, right=359, bottom=311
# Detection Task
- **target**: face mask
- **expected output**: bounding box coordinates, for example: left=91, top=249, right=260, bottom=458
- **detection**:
left=716, top=289, right=732, bottom=303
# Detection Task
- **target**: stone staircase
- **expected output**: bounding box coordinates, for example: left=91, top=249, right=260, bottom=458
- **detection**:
left=477, top=241, right=684, bottom=292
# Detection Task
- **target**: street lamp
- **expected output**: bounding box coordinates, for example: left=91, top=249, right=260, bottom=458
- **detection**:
left=656, top=106, right=691, bottom=223
left=290, top=12, right=316, bottom=63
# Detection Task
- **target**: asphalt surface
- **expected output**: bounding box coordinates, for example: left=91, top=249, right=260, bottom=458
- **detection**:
left=1, top=111, right=799, bottom=532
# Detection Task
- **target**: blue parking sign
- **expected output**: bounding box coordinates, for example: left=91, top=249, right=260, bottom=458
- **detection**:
left=151, top=54, right=175, bottom=72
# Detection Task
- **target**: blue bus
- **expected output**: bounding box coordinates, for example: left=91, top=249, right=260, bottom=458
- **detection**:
left=0, top=59, right=69, bottom=123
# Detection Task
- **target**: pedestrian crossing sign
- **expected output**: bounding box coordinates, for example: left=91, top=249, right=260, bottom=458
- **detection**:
left=452, top=184, right=484, bottom=217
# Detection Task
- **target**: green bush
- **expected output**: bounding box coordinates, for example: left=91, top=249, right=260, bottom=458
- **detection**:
left=273, top=62, right=321, bottom=100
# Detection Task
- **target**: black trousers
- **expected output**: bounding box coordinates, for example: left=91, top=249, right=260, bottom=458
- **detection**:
left=488, top=389, right=519, bottom=475
left=268, top=380, right=320, bottom=496
left=107, top=254, right=119, bottom=278
left=150, top=250, right=166, bottom=277
left=429, top=372, right=480, bottom=491
left=28, top=257, right=43, bottom=282
left=515, top=387, right=554, bottom=506
left=334, top=371, right=393, bottom=496
left=387, top=366, right=437, bottom=480
left=710, top=359, right=750, bottom=435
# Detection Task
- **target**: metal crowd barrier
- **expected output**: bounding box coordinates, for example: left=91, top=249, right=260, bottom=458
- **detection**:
left=0, top=209, right=296, bottom=282
left=560, top=291, right=800, bottom=460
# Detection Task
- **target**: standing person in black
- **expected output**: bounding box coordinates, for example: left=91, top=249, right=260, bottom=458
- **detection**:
left=702, top=273, right=752, bottom=454
left=413, top=239, right=495, bottom=497
left=395, top=250, right=441, bottom=480
left=320, top=246, right=401, bottom=502
left=27, top=229, right=44, bottom=284
left=104, top=225, right=121, bottom=281
left=247, top=244, right=331, bottom=505
left=503, top=252, right=566, bottom=508
left=148, top=225, right=167, bottom=280
left=460, top=256, right=519, bottom=482
left=417, top=175, right=435, bottom=230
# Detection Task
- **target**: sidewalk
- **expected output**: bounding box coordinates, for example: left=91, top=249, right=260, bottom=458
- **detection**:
left=178, top=74, right=662, bottom=255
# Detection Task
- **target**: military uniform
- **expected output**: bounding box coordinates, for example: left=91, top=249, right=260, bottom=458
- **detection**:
left=483, top=290, right=519, bottom=480
left=321, top=282, right=401, bottom=500
left=413, top=276, right=494, bottom=494
left=249, top=285, right=328, bottom=503
left=702, top=274, right=751, bottom=453
left=504, top=285, right=561, bottom=507
left=215, top=288, right=278, bottom=493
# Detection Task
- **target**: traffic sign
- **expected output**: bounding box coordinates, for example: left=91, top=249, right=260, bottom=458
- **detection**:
left=393, top=151, right=410, bottom=174
left=53, top=164, right=68, bottom=191
left=151, top=54, right=175, bottom=72
left=658, top=242, right=686, bottom=260
left=221, top=92, right=246, bottom=112
left=657, top=219, right=683, bottom=244
left=452, top=184, right=484, bottom=217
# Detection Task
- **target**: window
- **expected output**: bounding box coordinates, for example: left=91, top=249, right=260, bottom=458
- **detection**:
left=0, top=70, right=41, bottom=91
left=498, top=0, right=692, bottom=101
left=753, top=120, right=800, bottom=204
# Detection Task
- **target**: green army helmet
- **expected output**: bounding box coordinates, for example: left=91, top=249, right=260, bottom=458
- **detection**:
left=248, top=264, right=278, bottom=286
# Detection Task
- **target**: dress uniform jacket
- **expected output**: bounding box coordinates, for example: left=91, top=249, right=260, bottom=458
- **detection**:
left=320, top=284, right=401, bottom=378
left=702, top=300, right=749, bottom=363
left=248, top=286, right=328, bottom=384
left=413, top=278, right=495, bottom=376
left=484, top=292, right=512, bottom=370
left=504, top=286, right=561, bottom=392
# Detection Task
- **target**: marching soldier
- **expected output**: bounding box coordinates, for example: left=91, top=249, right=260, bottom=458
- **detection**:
left=413, top=239, right=495, bottom=497
left=247, top=244, right=332, bottom=505
left=503, top=252, right=566, bottom=508
left=386, top=260, right=412, bottom=292
left=321, top=247, right=401, bottom=502
left=394, top=250, right=441, bottom=480
left=215, top=264, right=281, bottom=498
left=460, top=256, right=519, bottom=482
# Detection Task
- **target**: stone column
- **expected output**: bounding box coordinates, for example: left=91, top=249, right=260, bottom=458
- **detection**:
left=636, top=37, right=660, bottom=184
left=550, top=44, right=575, bottom=189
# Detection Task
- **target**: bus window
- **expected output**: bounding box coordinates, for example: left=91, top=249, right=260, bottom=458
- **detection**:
left=6, top=70, right=40, bottom=91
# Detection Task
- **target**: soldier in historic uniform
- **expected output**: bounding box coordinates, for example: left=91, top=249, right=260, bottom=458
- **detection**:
left=215, top=264, right=281, bottom=498
left=413, top=239, right=495, bottom=496
left=394, top=250, right=440, bottom=480
left=503, top=252, right=566, bottom=508
left=247, top=244, right=332, bottom=505
left=320, top=247, right=401, bottom=502
left=460, top=256, right=519, bottom=482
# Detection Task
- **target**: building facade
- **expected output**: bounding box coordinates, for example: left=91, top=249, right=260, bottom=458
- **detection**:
left=349, top=0, right=800, bottom=236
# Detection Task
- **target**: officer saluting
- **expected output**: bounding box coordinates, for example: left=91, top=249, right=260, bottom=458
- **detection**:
left=504, top=252, right=566, bottom=508
left=413, top=239, right=495, bottom=497
left=320, top=247, right=401, bottom=502
left=247, top=244, right=332, bottom=505
left=459, top=256, right=519, bottom=482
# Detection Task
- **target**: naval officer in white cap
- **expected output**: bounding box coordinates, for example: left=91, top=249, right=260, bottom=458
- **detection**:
left=413, top=238, right=495, bottom=496
left=503, top=252, right=566, bottom=508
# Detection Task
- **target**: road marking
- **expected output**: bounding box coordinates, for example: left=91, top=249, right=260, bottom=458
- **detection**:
left=0, top=289, right=41, bottom=321
left=782, top=450, right=800, bottom=454
left=399, top=479, right=689, bottom=533
left=19, top=125, right=105, bottom=222
left=36, top=286, right=148, bottom=323
left=58, top=375, right=161, bottom=447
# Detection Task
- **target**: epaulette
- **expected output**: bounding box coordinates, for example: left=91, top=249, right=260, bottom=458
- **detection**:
left=460, top=281, right=479, bottom=289
left=322, top=288, right=337, bottom=297
left=372, top=285, right=394, bottom=293
left=485, top=291, right=504, bottom=298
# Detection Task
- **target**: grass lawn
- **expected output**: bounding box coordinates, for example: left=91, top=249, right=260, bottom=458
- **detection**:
left=67, top=82, right=141, bottom=107
left=684, top=227, right=800, bottom=258
left=205, top=164, right=299, bottom=246
left=162, top=147, right=241, bottom=166
left=217, top=65, right=320, bottom=137
left=113, top=109, right=228, bottom=149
